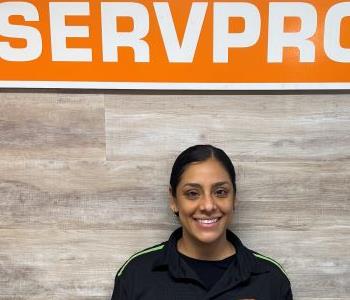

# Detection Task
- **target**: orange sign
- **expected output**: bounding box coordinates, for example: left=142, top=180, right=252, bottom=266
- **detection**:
left=0, top=0, right=350, bottom=89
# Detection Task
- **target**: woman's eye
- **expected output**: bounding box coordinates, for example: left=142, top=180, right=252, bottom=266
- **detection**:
left=215, top=188, right=228, bottom=197
left=185, top=190, right=199, bottom=199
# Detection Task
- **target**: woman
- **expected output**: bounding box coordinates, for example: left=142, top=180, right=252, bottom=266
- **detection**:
left=111, top=145, right=293, bottom=299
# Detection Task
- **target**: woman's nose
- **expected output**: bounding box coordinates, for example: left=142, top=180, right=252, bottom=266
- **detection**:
left=199, top=193, right=216, bottom=212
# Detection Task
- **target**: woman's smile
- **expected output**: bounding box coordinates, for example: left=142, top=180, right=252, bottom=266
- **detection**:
left=193, top=216, right=222, bottom=226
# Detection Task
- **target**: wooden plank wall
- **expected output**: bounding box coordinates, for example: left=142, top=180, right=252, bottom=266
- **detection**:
left=0, top=91, right=349, bottom=299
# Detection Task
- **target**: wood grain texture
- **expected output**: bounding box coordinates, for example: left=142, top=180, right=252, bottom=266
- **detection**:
left=0, top=160, right=170, bottom=230
left=0, top=93, right=105, bottom=160
left=0, top=228, right=174, bottom=299
left=105, top=94, right=350, bottom=161
left=0, top=228, right=348, bottom=299
left=0, top=158, right=349, bottom=299
left=0, top=160, right=348, bottom=231
left=0, top=92, right=349, bottom=299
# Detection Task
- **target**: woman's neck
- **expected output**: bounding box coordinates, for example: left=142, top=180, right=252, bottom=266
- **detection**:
left=177, top=233, right=236, bottom=261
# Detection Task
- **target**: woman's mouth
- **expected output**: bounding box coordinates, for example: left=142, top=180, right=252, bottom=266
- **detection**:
left=194, top=217, right=221, bottom=227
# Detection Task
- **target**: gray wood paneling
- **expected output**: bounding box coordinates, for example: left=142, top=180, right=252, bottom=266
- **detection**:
left=0, top=228, right=173, bottom=299
left=0, top=160, right=170, bottom=230
left=0, top=160, right=348, bottom=231
left=0, top=92, right=349, bottom=299
left=1, top=228, right=348, bottom=299
left=105, top=94, right=350, bottom=161
left=0, top=93, right=105, bottom=160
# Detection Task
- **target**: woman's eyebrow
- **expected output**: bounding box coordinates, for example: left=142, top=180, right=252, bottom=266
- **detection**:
left=183, top=183, right=201, bottom=188
left=213, top=181, right=230, bottom=187
left=183, top=181, right=230, bottom=188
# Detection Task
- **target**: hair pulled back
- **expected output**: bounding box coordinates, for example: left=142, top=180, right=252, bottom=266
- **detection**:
left=170, top=144, right=236, bottom=197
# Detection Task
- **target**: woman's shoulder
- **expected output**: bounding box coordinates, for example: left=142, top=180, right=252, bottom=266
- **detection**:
left=251, top=250, right=290, bottom=282
left=116, top=242, right=166, bottom=278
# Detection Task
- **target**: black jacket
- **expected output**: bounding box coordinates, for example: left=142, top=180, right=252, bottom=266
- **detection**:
left=112, top=228, right=293, bottom=300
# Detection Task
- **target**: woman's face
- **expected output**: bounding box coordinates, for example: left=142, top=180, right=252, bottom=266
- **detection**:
left=171, top=158, right=235, bottom=246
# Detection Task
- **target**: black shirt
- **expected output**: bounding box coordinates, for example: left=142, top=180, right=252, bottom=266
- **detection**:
left=111, top=227, right=293, bottom=300
left=178, top=251, right=237, bottom=290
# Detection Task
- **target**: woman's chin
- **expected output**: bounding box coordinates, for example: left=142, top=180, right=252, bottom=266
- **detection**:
left=191, top=229, right=225, bottom=245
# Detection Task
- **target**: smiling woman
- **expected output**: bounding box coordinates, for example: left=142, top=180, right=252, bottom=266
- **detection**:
left=169, top=147, right=236, bottom=261
left=111, top=145, right=293, bottom=300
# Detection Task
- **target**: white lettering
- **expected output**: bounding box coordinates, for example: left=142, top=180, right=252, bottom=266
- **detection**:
left=154, top=2, right=207, bottom=63
left=101, top=2, right=149, bottom=62
left=324, top=2, right=350, bottom=62
left=213, top=2, right=261, bottom=63
left=268, top=2, right=317, bottom=63
left=0, top=2, right=42, bottom=62
left=49, top=2, right=92, bottom=62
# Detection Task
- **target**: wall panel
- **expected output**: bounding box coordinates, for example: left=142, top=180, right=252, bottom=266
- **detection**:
left=0, top=91, right=349, bottom=299
left=105, top=94, right=350, bottom=161
left=0, top=93, right=105, bottom=160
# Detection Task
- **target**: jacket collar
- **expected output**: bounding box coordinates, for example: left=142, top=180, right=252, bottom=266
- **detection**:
left=153, top=227, right=198, bottom=281
left=153, top=227, right=269, bottom=292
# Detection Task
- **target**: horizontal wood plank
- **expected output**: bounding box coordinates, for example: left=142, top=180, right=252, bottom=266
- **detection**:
left=0, top=228, right=348, bottom=299
left=105, top=94, right=350, bottom=161
left=0, top=93, right=105, bottom=160
left=0, top=160, right=348, bottom=231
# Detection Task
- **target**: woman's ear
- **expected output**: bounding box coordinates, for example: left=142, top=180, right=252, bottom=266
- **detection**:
left=233, top=194, right=238, bottom=211
left=169, top=186, right=179, bottom=215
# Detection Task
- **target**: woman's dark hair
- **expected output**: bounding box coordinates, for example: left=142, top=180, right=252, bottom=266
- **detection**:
left=170, top=144, right=236, bottom=197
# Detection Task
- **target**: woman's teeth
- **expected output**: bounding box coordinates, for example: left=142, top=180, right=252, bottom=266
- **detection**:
left=196, top=218, right=219, bottom=224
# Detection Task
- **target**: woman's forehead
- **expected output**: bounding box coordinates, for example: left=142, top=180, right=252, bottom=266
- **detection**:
left=179, top=159, right=231, bottom=183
